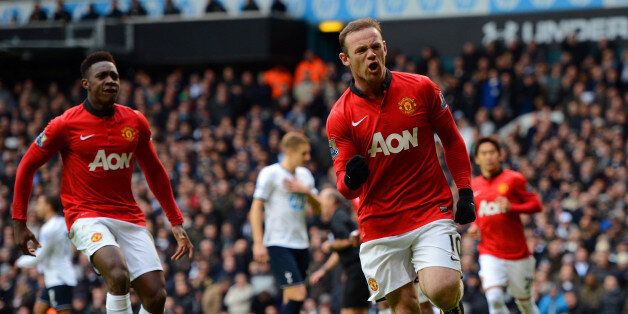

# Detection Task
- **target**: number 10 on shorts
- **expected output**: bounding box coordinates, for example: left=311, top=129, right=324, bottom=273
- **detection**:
left=449, top=234, right=462, bottom=259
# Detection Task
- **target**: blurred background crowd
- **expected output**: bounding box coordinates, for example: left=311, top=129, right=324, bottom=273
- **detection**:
left=0, top=34, right=626, bottom=313
left=19, top=0, right=286, bottom=25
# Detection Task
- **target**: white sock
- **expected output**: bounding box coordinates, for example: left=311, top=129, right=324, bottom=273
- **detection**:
left=485, top=288, right=508, bottom=314
left=106, top=293, right=132, bottom=314
left=516, top=298, right=540, bottom=314
left=139, top=305, right=152, bottom=314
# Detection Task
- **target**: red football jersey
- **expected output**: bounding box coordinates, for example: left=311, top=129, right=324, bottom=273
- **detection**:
left=12, top=101, right=183, bottom=230
left=471, top=169, right=542, bottom=260
left=326, top=70, right=471, bottom=242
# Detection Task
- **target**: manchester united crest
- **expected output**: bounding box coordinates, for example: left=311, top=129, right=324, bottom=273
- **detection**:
left=367, top=278, right=379, bottom=291
left=497, top=183, right=509, bottom=195
left=398, top=97, right=417, bottom=115
left=91, top=232, right=103, bottom=243
left=121, top=126, right=136, bottom=141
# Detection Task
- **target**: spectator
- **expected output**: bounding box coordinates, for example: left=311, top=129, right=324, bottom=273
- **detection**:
left=128, top=0, right=148, bottom=16
left=206, top=0, right=227, bottom=13
left=29, top=1, right=48, bottom=22
left=224, top=272, right=254, bottom=314
left=241, top=0, right=260, bottom=12
left=590, top=250, right=614, bottom=282
left=251, top=291, right=275, bottom=314
left=263, top=65, right=292, bottom=100
left=249, top=261, right=276, bottom=297
left=456, top=81, right=479, bottom=121
left=573, top=246, right=590, bottom=279
left=598, top=275, right=625, bottom=314
left=538, top=284, right=569, bottom=314
left=208, top=83, right=234, bottom=127
left=81, top=4, right=100, bottom=21
left=164, top=0, right=181, bottom=15
left=293, top=71, right=317, bottom=104
left=294, top=50, right=327, bottom=85
left=172, top=276, right=197, bottom=313
left=556, top=263, right=579, bottom=292
left=564, top=290, right=589, bottom=314
left=88, top=285, right=107, bottom=313
left=202, top=278, right=231, bottom=314
left=579, top=270, right=604, bottom=311
left=106, top=0, right=125, bottom=19
left=271, top=0, right=287, bottom=14
left=52, top=0, right=71, bottom=22
left=480, top=69, right=500, bottom=110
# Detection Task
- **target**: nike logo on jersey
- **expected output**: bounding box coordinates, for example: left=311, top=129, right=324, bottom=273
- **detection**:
left=450, top=255, right=460, bottom=262
left=80, top=134, right=95, bottom=140
left=352, top=116, right=367, bottom=127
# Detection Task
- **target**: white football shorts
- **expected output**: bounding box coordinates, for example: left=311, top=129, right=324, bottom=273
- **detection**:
left=479, top=254, right=536, bottom=299
left=360, top=219, right=462, bottom=302
left=69, top=217, right=163, bottom=281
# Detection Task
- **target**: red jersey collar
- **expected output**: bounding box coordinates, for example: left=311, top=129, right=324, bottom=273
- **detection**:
left=349, top=68, right=392, bottom=99
left=83, top=98, right=115, bottom=118
left=482, top=168, right=504, bottom=180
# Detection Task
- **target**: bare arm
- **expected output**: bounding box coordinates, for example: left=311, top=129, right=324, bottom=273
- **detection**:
left=249, top=199, right=268, bottom=263
left=310, top=252, right=340, bottom=285
left=15, top=230, right=58, bottom=267
left=326, top=238, right=354, bottom=252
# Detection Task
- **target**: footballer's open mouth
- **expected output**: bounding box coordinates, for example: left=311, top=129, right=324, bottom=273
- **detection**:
left=368, top=62, right=380, bottom=73
left=103, top=87, right=118, bottom=94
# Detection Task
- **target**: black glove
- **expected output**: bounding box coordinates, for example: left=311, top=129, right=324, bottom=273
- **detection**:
left=344, top=155, right=370, bottom=190
left=455, top=188, right=476, bottom=225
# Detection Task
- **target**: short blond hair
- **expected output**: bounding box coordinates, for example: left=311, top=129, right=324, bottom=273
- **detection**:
left=281, top=132, right=309, bottom=150
left=339, top=18, right=383, bottom=54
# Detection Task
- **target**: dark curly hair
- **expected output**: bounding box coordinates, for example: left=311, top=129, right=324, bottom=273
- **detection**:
left=80, top=51, right=115, bottom=78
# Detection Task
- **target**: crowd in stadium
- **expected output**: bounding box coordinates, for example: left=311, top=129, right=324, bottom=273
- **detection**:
left=22, top=0, right=286, bottom=24
left=0, top=33, right=626, bottom=313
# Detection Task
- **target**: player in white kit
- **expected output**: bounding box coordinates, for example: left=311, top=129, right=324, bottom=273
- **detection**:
left=16, top=195, right=77, bottom=314
left=249, top=132, right=320, bottom=314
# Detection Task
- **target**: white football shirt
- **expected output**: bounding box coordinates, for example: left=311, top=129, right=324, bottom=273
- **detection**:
left=16, top=215, right=77, bottom=287
left=253, top=163, right=317, bottom=249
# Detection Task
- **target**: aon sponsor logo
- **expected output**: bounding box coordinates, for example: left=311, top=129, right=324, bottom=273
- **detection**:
left=478, top=200, right=507, bottom=217
left=88, top=149, right=133, bottom=171
left=368, top=127, right=418, bottom=157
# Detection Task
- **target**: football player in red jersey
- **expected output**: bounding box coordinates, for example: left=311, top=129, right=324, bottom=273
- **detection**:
left=469, top=137, right=542, bottom=314
left=326, top=18, right=475, bottom=314
left=12, top=51, right=193, bottom=314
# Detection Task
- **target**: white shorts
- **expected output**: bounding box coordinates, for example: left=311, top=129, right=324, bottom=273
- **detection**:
left=479, top=254, right=535, bottom=299
left=69, top=218, right=163, bottom=281
left=360, top=219, right=462, bottom=301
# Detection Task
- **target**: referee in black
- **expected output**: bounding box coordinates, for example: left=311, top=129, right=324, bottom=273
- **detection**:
left=310, top=188, right=370, bottom=314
